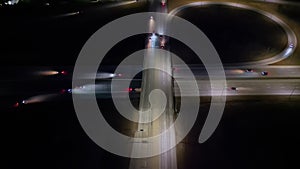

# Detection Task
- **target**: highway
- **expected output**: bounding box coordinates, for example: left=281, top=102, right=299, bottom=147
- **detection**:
left=253, top=0, right=300, bottom=6
left=2, top=64, right=300, bottom=106
left=173, top=78, right=300, bottom=96
left=175, top=65, right=300, bottom=79
left=128, top=46, right=177, bottom=169
left=69, top=77, right=300, bottom=97
left=129, top=1, right=177, bottom=169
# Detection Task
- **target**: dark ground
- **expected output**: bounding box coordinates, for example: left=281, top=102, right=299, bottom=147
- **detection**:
left=0, top=1, right=148, bottom=66
left=177, top=96, right=300, bottom=169
left=175, top=5, right=288, bottom=64
left=3, top=95, right=300, bottom=169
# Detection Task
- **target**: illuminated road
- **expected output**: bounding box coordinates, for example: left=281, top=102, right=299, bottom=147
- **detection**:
left=82, top=65, right=300, bottom=79
left=129, top=1, right=178, bottom=169
left=253, top=0, right=300, bottom=6
left=2, top=65, right=300, bottom=101
left=71, top=77, right=300, bottom=97
left=174, top=79, right=300, bottom=96
left=128, top=47, right=177, bottom=169
left=174, top=65, right=300, bottom=79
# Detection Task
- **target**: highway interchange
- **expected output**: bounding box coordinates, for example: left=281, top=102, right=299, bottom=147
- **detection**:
left=1, top=0, right=300, bottom=169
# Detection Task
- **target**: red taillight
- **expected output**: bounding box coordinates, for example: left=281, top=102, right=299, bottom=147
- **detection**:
left=127, top=88, right=133, bottom=92
left=60, top=70, right=67, bottom=75
left=60, top=89, right=66, bottom=94
left=13, top=102, right=19, bottom=108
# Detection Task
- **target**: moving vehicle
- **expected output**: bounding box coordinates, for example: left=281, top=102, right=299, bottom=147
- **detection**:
left=261, top=71, right=269, bottom=76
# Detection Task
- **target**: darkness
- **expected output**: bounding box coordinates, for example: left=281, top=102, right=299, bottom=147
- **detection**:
left=0, top=1, right=148, bottom=66
left=176, top=5, right=288, bottom=63
left=4, top=95, right=300, bottom=169
left=1, top=1, right=300, bottom=169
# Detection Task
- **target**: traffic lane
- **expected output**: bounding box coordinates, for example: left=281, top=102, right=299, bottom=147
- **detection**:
left=99, top=65, right=300, bottom=79
left=174, top=79, right=300, bottom=96
left=129, top=12, right=175, bottom=166
left=61, top=78, right=300, bottom=97
left=0, top=66, right=72, bottom=81
left=173, top=65, right=300, bottom=79
left=4, top=69, right=299, bottom=108
left=96, top=65, right=300, bottom=79
left=0, top=70, right=72, bottom=95
left=7, top=76, right=298, bottom=100
left=0, top=66, right=72, bottom=109
left=4, top=65, right=300, bottom=83
left=154, top=50, right=177, bottom=169
left=253, top=0, right=300, bottom=6
left=129, top=49, right=176, bottom=168
left=0, top=1, right=141, bottom=20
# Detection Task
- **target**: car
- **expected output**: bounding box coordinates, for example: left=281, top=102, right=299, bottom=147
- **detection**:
left=67, top=89, right=72, bottom=93
left=128, top=88, right=141, bottom=93
left=289, top=44, right=294, bottom=48
left=148, top=33, right=157, bottom=39
left=160, top=38, right=166, bottom=48
left=13, top=101, right=19, bottom=108
left=245, top=69, right=253, bottom=73
left=230, top=87, right=238, bottom=91
left=261, top=71, right=268, bottom=76
left=60, top=70, right=68, bottom=75
left=60, top=88, right=72, bottom=93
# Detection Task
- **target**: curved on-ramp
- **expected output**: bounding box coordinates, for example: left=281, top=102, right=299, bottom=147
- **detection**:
left=169, top=1, right=297, bottom=66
